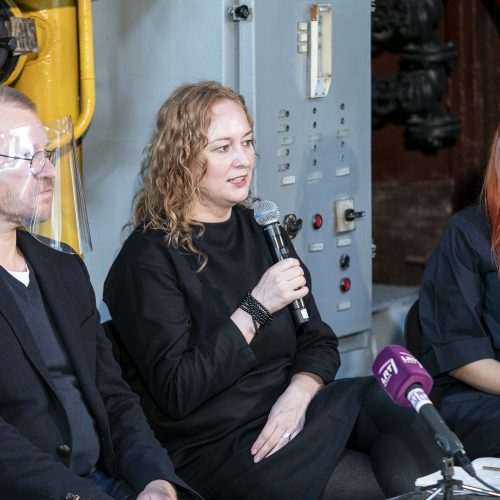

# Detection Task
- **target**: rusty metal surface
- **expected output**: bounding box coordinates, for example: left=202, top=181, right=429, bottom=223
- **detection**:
left=371, top=0, right=499, bottom=284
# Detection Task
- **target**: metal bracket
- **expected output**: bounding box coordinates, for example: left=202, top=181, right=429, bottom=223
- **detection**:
left=6, top=17, right=38, bottom=55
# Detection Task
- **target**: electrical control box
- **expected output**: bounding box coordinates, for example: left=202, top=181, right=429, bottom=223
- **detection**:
left=84, top=1, right=372, bottom=360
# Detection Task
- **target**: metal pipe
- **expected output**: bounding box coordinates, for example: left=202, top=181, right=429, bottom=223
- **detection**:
left=12, top=0, right=80, bottom=123
left=74, top=0, right=95, bottom=140
left=11, top=0, right=95, bottom=138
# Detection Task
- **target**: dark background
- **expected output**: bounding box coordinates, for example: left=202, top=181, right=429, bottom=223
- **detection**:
left=372, top=0, right=500, bottom=285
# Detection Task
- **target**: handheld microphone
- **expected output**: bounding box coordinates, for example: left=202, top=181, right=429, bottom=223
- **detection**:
left=253, top=200, right=309, bottom=326
left=372, top=345, right=475, bottom=476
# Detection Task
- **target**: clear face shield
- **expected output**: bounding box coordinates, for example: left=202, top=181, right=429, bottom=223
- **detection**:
left=0, top=115, right=92, bottom=254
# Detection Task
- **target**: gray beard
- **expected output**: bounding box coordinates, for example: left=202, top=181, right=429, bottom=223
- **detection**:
left=0, top=178, right=52, bottom=227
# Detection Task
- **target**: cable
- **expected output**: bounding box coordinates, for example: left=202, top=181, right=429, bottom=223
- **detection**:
left=462, top=484, right=500, bottom=497
left=465, top=466, right=500, bottom=495
left=425, top=487, right=442, bottom=499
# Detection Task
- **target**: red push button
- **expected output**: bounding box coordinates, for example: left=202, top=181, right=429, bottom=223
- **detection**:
left=340, top=277, right=351, bottom=293
left=312, top=213, right=323, bottom=229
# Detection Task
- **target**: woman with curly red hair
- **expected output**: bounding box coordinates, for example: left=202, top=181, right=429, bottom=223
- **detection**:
left=419, top=121, right=500, bottom=459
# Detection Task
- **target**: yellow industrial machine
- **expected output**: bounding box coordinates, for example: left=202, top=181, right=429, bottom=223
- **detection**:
left=0, top=0, right=95, bottom=252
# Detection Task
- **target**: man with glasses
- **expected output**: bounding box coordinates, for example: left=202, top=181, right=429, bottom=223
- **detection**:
left=0, top=149, right=57, bottom=175
left=0, top=86, right=200, bottom=500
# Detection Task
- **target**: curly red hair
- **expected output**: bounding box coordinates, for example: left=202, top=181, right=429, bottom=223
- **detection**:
left=480, top=122, right=500, bottom=269
left=131, top=81, right=253, bottom=270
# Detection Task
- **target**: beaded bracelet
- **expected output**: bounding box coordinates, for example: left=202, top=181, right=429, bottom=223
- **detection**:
left=238, top=291, right=273, bottom=332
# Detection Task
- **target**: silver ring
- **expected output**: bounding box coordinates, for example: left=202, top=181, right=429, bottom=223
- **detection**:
left=281, top=432, right=291, bottom=440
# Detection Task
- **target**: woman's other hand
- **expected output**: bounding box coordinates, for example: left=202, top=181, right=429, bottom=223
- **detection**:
left=250, top=372, right=324, bottom=463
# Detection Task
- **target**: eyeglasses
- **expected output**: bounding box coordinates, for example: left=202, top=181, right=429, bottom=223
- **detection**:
left=0, top=150, right=57, bottom=176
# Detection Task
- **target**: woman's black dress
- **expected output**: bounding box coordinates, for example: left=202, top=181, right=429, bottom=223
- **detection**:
left=104, top=206, right=372, bottom=500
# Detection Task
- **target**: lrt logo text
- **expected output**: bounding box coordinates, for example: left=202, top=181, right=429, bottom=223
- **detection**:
left=378, top=358, right=398, bottom=387
left=399, top=352, right=423, bottom=368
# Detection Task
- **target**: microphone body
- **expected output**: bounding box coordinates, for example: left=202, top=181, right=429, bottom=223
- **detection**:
left=253, top=201, right=309, bottom=326
left=406, top=384, right=473, bottom=474
left=372, top=345, right=474, bottom=475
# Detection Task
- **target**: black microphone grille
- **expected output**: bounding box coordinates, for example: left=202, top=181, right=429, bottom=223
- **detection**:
left=253, top=200, right=280, bottom=226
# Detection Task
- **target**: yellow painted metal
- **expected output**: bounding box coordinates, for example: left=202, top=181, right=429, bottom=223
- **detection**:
left=8, top=0, right=96, bottom=253
left=12, top=0, right=80, bottom=124
left=12, top=1, right=81, bottom=250
left=74, top=0, right=95, bottom=140
left=5, top=0, right=96, bottom=138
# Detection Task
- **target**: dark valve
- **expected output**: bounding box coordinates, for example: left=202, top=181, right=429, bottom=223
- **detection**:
left=344, top=208, right=365, bottom=222
left=229, top=4, right=250, bottom=21
left=283, top=213, right=303, bottom=240
left=0, top=37, right=17, bottom=51
left=235, top=5, right=250, bottom=18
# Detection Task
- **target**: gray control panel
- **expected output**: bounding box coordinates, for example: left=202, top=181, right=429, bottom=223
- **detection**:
left=84, top=0, right=372, bottom=342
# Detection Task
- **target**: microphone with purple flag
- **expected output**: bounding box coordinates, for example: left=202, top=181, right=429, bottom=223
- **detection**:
left=372, top=345, right=474, bottom=476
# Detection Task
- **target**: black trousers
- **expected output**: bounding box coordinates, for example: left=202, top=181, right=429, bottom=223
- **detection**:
left=321, top=380, right=442, bottom=500
left=86, top=470, right=136, bottom=500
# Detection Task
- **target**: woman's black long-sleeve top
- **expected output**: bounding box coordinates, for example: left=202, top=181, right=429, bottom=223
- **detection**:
left=104, top=205, right=370, bottom=499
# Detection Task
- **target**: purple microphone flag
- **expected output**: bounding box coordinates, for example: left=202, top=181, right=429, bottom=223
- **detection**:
left=372, top=345, right=434, bottom=407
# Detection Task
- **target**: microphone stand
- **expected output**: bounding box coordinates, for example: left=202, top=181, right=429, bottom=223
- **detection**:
left=398, top=454, right=492, bottom=500
left=432, top=457, right=463, bottom=499
left=410, top=393, right=476, bottom=498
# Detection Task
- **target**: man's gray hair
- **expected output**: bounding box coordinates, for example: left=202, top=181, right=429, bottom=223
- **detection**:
left=0, top=86, right=36, bottom=111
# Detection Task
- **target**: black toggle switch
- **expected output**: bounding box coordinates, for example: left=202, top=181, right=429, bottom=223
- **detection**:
left=344, top=208, right=365, bottom=222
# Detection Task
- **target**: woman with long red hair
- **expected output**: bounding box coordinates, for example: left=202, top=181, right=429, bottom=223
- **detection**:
left=419, top=122, right=500, bottom=459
